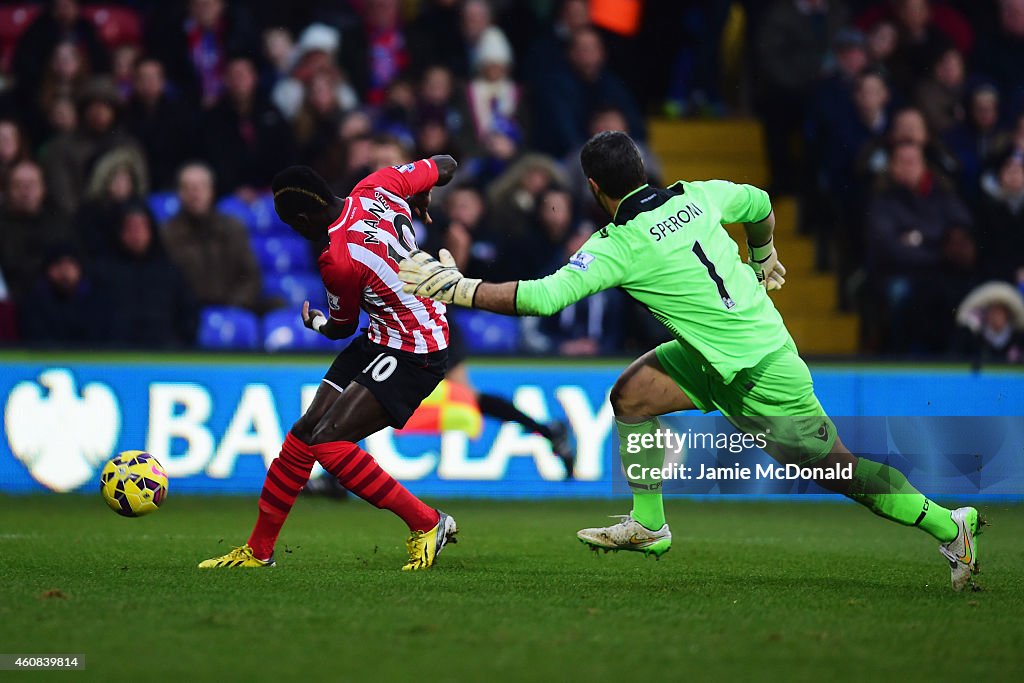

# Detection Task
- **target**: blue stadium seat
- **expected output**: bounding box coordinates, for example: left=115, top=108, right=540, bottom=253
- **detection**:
left=148, top=192, right=180, bottom=224
left=263, top=273, right=325, bottom=309
left=197, top=306, right=261, bottom=350
left=453, top=309, right=520, bottom=354
left=262, top=309, right=335, bottom=352
left=216, top=195, right=253, bottom=228
left=251, top=236, right=314, bottom=275
left=249, top=193, right=293, bottom=236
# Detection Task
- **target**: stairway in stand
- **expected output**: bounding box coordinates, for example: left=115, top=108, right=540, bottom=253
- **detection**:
left=648, top=119, right=858, bottom=356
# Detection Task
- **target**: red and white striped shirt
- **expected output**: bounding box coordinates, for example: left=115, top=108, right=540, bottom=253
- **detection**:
left=319, top=158, right=449, bottom=354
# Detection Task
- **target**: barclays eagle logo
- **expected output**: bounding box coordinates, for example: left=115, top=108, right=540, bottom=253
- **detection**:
left=4, top=369, right=121, bottom=492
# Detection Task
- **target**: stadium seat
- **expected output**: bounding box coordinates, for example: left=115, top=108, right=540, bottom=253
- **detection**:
left=148, top=192, right=180, bottom=224
left=452, top=309, right=520, bottom=354
left=82, top=5, right=142, bottom=48
left=251, top=236, right=314, bottom=275
left=215, top=195, right=253, bottom=228
left=197, top=306, right=261, bottom=350
left=263, top=273, right=325, bottom=309
left=248, top=193, right=293, bottom=236
left=262, top=309, right=335, bottom=352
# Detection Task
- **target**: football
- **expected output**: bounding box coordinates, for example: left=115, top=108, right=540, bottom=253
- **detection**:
left=99, top=451, right=169, bottom=517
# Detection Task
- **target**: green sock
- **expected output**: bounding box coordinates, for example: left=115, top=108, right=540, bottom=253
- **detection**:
left=846, top=457, right=957, bottom=542
left=617, top=418, right=666, bottom=530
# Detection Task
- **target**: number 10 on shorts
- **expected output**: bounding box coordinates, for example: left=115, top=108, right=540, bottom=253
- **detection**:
left=362, top=353, right=398, bottom=382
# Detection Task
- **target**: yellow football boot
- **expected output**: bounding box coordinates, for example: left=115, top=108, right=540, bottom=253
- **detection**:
left=402, top=510, right=458, bottom=571
left=198, top=544, right=275, bottom=568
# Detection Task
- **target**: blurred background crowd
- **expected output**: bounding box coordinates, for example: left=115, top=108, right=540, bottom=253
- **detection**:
left=0, top=0, right=1021, bottom=364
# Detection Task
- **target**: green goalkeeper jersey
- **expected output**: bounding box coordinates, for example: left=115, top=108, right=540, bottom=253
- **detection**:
left=516, top=180, right=792, bottom=383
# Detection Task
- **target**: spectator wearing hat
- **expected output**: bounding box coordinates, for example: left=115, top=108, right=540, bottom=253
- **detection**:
left=95, top=204, right=197, bottom=348
left=486, top=153, right=570, bottom=245
left=200, top=56, right=295, bottom=198
left=123, top=58, right=197, bottom=191
left=75, top=147, right=149, bottom=260
left=161, top=162, right=262, bottom=312
left=19, top=246, right=101, bottom=347
left=465, top=27, right=522, bottom=151
left=460, top=1, right=508, bottom=81
left=953, top=281, right=1024, bottom=365
left=271, top=23, right=358, bottom=122
left=39, top=76, right=145, bottom=216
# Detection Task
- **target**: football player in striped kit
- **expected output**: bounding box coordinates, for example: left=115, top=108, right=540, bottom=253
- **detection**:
left=199, top=156, right=459, bottom=571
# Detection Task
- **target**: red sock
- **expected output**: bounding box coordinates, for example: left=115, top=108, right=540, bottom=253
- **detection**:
left=248, top=432, right=316, bottom=559
left=311, top=441, right=439, bottom=532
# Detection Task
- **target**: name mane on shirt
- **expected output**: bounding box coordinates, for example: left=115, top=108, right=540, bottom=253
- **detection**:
left=360, top=191, right=394, bottom=244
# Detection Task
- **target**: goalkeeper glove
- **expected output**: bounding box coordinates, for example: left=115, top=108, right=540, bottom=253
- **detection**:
left=747, top=238, right=787, bottom=291
left=399, top=249, right=481, bottom=307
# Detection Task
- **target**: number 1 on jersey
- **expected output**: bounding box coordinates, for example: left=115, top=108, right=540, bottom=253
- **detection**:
left=692, top=241, right=736, bottom=310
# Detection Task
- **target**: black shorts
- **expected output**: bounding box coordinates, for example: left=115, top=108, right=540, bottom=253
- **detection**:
left=323, top=335, right=448, bottom=428
left=446, top=320, right=467, bottom=368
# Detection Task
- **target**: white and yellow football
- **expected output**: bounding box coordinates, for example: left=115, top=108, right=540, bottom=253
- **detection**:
left=99, top=451, right=169, bottom=517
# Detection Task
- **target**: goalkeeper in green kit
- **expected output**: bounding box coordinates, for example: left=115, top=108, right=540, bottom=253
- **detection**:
left=399, top=131, right=984, bottom=592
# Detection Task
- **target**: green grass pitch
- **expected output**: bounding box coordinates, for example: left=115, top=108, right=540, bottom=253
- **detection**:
left=2, top=495, right=1022, bottom=682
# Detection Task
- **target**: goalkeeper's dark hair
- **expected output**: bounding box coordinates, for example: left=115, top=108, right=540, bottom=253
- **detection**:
left=271, top=166, right=335, bottom=220
left=580, top=130, right=646, bottom=199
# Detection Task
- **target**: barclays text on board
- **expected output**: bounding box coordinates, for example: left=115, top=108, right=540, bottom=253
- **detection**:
left=0, top=359, right=1022, bottom=497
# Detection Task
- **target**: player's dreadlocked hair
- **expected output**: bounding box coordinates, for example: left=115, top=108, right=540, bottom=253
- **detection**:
left=271, top=166, right=335, bottom=220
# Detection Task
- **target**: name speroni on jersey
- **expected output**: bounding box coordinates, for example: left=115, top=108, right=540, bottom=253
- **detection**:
left=648, top=202, right=704, bottom=242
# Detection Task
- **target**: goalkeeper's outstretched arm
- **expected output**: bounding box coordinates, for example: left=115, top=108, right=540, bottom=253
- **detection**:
left=472, top=281, right=521, bottom=315
left=399, top=248, right=610, bottom=316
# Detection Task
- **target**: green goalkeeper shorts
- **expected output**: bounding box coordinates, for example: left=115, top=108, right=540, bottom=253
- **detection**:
left=654, top=338, right=837, bottom=466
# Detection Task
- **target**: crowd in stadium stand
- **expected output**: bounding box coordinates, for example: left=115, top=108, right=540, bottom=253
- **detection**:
left=0, top=0, right=1020, bottom=363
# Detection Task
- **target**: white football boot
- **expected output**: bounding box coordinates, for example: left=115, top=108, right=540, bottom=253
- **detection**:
left=938, top=506, right=984, bottom=592
left=577, top=513, right=672, bottom=558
